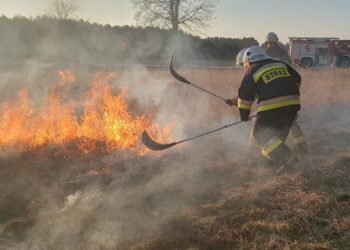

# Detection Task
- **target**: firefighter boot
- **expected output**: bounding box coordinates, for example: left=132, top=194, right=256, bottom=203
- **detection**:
left=294, top=140, right=308, bottom=155
left=275, top=154, right=300, bottom=175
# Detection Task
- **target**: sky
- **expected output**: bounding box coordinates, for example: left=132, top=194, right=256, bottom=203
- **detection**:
left=0, top=0, right=349, bottom=43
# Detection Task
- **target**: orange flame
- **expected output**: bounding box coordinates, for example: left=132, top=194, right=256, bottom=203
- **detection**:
left=58, top=69, right=75, bottom=85
left=0, top=70, right=173, bottom=156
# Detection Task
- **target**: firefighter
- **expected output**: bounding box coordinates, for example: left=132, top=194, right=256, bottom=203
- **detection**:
left=264, top=32, right=291, bottom=64
left=265, top=32, right=308, bottom=155
left=230, top=46, right=301, bottom=172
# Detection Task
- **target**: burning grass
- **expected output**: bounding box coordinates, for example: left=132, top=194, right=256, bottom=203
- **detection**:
left=0, top=70, right=173, bottom=156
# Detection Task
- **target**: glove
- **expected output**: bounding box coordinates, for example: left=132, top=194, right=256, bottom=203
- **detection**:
left=225, top=97, right=237, bottom=107
left=225, top=99, right=235, bottom=106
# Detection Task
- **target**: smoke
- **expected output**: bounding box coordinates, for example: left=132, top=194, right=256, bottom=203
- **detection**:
left=0, top=59, right=252, bottom=249
left=1, top=16, right=350, bottom=250
left=2, top=59, right=350, bottom=249
left=297, top=69, right=350, bottom=157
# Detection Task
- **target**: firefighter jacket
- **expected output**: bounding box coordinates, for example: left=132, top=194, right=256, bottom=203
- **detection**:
left=237, top=59, right=301, bottom=121
left=265, top=45, right=291, bottom=64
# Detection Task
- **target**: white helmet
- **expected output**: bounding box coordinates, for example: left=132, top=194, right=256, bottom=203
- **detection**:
left=236, top=48, right=247, bottom=66
left=243, top=46, right=271, bottom=63
left=265, top=32, right=279, bottom=43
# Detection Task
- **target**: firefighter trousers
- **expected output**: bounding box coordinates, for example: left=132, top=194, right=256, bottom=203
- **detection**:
left=289, top=116, right=308, bottom=154
left=250, top=108, right=298, bottom=166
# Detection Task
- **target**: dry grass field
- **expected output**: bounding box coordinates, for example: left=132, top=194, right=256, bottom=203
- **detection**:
left=0, top=66, right=349, bottom=249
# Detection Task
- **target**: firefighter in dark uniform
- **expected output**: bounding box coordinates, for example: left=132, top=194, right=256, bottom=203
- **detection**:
left=229, top=46, right=301, bottom=171
left=264, top=32, right=308, bottom=155
left=264, top=32, right=291, bottom=64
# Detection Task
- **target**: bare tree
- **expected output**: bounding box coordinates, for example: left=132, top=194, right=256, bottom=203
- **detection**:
left=130, top=0, right=219, bottom=34
left=46, top=0, right=79, bottom=21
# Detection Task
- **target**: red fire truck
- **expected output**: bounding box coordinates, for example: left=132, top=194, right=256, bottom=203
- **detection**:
left=288, top=37, right=350, bottom=68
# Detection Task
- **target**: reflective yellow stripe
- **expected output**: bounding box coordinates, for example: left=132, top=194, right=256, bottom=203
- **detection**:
left=253, top=63, right=287, bottom=82
left=238, top=104, right=252, bottom=110
left=257, top=99, right=300, bottom=112
left=238, top=98, right=253, bottom=110
left=294, top=136, right=306, bottom=144
left=259, top=95, right=299, bottom=106
left=262, top=138, right=282, bottom=160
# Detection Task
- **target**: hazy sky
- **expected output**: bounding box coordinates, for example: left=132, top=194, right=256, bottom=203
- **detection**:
left=0, top=0, right=349, bottom=43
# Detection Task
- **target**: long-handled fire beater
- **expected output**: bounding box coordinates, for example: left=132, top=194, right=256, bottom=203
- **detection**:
left=142, top=57, right=256, bottom=151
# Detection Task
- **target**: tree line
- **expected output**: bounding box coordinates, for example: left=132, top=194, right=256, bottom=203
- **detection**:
left=0, top=15, right=258, bottom=65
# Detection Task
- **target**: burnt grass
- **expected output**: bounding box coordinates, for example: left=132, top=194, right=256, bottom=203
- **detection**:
left=1, top=131, right=350, bottom=249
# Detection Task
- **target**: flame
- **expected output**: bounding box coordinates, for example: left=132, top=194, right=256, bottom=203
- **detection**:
left=0, top=70, right=173, bottom=156
left=58, top=69, right=75, bottom=85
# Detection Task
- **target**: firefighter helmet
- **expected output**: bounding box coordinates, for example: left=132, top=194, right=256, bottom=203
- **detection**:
left=236, top=48, right=247, bottom=66
left=266, top=32, right=279, bottom=43
left=243, top=46, right=270, bottom=63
